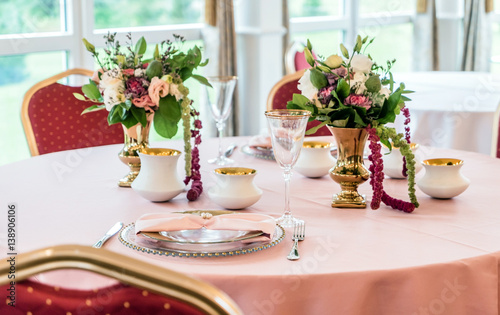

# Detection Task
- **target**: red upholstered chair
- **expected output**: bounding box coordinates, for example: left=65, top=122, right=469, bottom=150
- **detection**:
left=492, top=103, right=500, bottom=158
left=267, top=70, right=331, bottom=136
left=0, top=245, right=243, bottom=315
left=21, top=68, right=123, bottom=156
left=284, top=41, right=318, bottom=75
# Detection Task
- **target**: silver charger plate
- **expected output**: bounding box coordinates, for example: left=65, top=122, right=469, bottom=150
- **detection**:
left=141, top=228, right=263, bottom=244
left=241, top=144, right=274, bottom=160
left=119, top=223, right=285, bottom=258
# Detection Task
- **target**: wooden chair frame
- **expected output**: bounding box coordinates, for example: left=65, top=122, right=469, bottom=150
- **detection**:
left=0, top=245, right=243, bottom=315
left=21, top=68, right=94, bottom=156
left=266, top=69, right=305, bottom=111
left=491, top=103, right=500, bottom=158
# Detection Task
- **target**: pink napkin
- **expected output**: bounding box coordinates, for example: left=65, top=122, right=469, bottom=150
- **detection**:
left=135, top=212, right=276, bottom=240
left=248, top=135, right=272, bottom=150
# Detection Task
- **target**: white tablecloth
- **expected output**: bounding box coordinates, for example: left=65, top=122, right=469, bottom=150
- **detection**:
left=393, top=71, right=500, bottom=155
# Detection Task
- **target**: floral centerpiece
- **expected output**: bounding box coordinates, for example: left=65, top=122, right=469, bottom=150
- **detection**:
left=74, top=33, right=208, bottom=201
left=287, top=36, right=419, bottom=212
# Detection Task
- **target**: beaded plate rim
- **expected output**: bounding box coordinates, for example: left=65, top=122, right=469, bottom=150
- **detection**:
left=118, top=223, right=285, bottom=258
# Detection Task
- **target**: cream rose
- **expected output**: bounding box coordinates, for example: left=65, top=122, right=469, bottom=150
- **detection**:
left=351, top=54, right=373, bottom=74
left=350, top=72, right=368, bottom=94
left=169, top=83, right=183, bottom=101
left=325, top=54, right=343, bottom=68
left=298, top=70, right=319, bottom=100
left=148, top=77, right=170, bottom=105
left=99, top=68, right=123, bottom=90
left=103, top=82, right=126, bottom=111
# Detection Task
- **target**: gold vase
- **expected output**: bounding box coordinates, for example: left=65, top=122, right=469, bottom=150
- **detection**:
left=327, top=126, right=370, bottom=208
left=117, top=114, right=154, bottom=187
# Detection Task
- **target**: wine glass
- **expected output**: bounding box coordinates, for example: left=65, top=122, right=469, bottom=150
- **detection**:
left=205, top=76, right=238, bottom=165
left=265, top=109, right=311, bottom=227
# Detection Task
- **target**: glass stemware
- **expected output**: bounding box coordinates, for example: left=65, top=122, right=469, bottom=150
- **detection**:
left=205, top=76, right=238, bottom=165
left=265, top=109, right=310, bottom=227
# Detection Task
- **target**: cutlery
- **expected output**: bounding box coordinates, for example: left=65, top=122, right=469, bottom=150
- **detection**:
left=224, top=143, right=238, bottom=158
left=92, top=222, right=123, bottom=248
left=287, top=221, right=305, bottom=260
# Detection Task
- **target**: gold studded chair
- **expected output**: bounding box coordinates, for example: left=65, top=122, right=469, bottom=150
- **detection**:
left=0, top=245, right=243, bottom=315
left=21, top=68, right=123, bottom=156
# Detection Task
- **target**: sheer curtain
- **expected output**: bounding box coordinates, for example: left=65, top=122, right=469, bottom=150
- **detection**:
left=413, top=0, right=494, bottom=71
left=203, top=0, right=239, bottom=136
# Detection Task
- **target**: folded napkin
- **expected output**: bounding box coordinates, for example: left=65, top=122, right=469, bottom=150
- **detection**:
left=248, top=135, right=272, bottom=150
left=135, top=212, right=276, bottom=240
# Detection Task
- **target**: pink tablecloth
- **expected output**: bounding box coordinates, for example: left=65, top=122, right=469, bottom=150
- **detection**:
left=2, top=136, right=500, bottom=314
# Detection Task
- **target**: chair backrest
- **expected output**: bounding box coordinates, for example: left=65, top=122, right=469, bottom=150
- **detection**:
left=267, top=70, right=330, bottom=136
left=0, top=245, right=243, bottom=315
left=21, top=68, right=123, bottom=156
left=284, top=41, right=317, bottom=75
left=492, top=103, right=500, bottom=158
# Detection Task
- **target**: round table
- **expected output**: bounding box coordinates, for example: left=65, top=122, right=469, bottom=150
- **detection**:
left=2, top=136, right=500, bottom=314
left=393, top=71, right=500, bottom=156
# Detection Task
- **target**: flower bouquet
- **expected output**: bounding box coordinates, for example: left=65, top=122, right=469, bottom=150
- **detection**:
left=287, top=36, right=419, bottom=212
left=74, top=33, right=208, bottom=200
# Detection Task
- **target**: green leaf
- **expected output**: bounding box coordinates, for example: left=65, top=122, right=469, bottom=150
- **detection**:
left=353, top=107, right=367, bottom=127
left=179, top=68, right=193, bottom=81
left=121, top=112, right=139, bottom=129
left=340, top=43, right=349, bottom=59
left=154, top=95, right=182, bottom=138
left=354, top=35, right=362, bottom=53
left=73, top=93, right=86, bottom=101
left=107, top=105, right=126, bottom=125
left=135, top=37, right=147, bottom=55
left=191, top=74, right=212, bottom=87
left=81, top=105, right=105, bottom=115
left=305, top=121, right=328, bottom=135
left=81, top=83, right=101, bottom=100
left=291, top=93, right=311, bottom=107
left=306, top=39, right=312, bottom=51
left=309, top=68, right=328, bottom=89
left=304, top=47, right=315, bottom=67
left=365, top=75, right=381, bottom=93
left=130, top=106, right=147, bottom=127
left=199, top=58, right=209, bottom=67
left=336, top=79, right=350, bottom=99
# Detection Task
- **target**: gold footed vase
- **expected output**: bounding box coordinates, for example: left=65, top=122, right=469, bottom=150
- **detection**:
left=327, top=126, right=370, bottom=208
left=118, top=114, right=154, bottom=187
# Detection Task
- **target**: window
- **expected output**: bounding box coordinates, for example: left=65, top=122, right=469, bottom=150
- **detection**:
left=0, top=0, right=203, bottom=165
left=289, top=0, right=415, bottom=72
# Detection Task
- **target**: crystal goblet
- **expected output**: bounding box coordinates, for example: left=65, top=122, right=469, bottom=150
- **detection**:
left=205, top=76, right=238, bottom=166
left=265, top=109, right=310, bottom=227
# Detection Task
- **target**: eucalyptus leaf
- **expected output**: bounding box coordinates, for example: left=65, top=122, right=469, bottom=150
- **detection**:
left=309, top=68, right=328, bottom=89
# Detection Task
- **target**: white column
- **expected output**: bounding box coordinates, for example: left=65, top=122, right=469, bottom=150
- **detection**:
left=234, top=0, right=286, bottom=136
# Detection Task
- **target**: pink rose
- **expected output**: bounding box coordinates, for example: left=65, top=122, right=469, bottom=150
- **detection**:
left=344, top=94, right=372, bottom=109
left=148, top=77, right=170, bottom=106
left=122, top=68, right=135, bottom=76
left=132, top=95, right=156, bottom=112
left=91, top=68, right=105, bottom=85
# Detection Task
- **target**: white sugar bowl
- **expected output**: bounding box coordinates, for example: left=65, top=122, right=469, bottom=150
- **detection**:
left=131, top=148, right=186, bottom=202
left=416, top=158, right=470, bottom=199
left=207, top=167, right=263, bottom=209
left=295, top=141, right=336, bottom=178
left=382, top=143, right=423, bottom=179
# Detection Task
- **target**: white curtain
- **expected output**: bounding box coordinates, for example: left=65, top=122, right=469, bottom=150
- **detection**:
left=413, top=0, right=493, bottom=72
left=461, top=0, right=493, bottom=71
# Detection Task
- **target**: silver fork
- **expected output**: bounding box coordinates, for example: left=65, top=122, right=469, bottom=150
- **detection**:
left=287, top=221, right=305, bottom=260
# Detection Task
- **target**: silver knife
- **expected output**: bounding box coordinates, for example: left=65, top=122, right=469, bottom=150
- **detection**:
left=92, top=222, right=123, bottom=248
